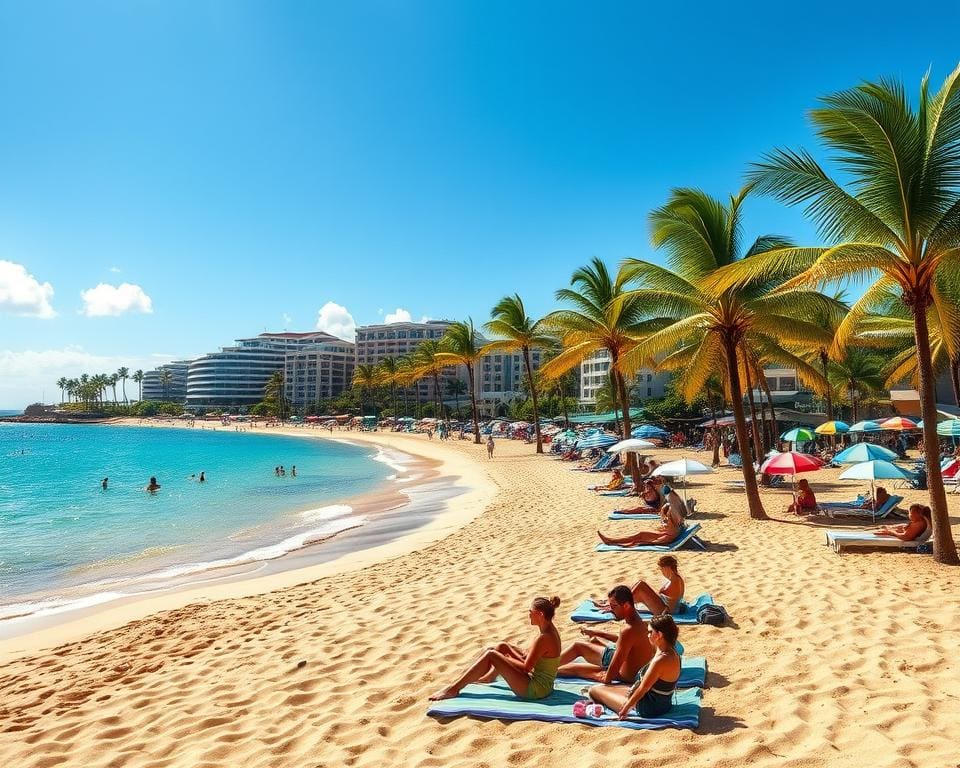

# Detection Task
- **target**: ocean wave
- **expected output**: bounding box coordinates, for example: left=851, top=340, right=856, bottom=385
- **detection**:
left=371, top=446, right=413, bottom=476
left=300, top=503, right=352, bottom=523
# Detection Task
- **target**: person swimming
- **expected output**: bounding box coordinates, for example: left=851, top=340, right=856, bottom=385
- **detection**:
left=428, top=596, right=562, bottom=701
left=198, top=471, right=205, bottom=483
left=146, top=476, right=161, bottom=492
left=101, top=477, right=108, bottom=490
left=588, top=614, right=681, bottom=720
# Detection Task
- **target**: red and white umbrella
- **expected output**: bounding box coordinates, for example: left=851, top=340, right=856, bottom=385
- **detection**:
left=878, top=416, right=918, bottom=431
left=759, top=451, right=824, bottom=505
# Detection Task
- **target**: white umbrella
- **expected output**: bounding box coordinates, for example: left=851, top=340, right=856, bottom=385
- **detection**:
left=606, top=438, right=657, bottom=454
left=651, top=458, right=713, bottom=505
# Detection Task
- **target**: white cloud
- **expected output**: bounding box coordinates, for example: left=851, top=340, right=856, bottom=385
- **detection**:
left=282, top=312, right=292, bottom=326
left=377, top=307, right=384, bottom=315
left=420, top=315, right=433, bottom=323
left=109, top=266, right=121, bottom=273
left=80, top=283, right=153, bottom=317
left=315, top=301, right=356, bottom=340
left=384, top=307, right=412, bottom=324
left=0, top=260, right=56, bottom=319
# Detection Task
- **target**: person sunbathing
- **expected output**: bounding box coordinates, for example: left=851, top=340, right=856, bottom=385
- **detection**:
left=556, top=585, right=652, bottom=683
left=590, top=556, right=686, bottom=616
left=875, top=504, right=931, bottom=541
left=858, top=486, right=890, bottom=509
left=588, top=614, right=681, bottom=720
left=787, top=478, right=817, bottom=515
left=589, top=468, right=625, bottom=492
left=617, top=480, right=662, bottom=514
left=597, top=505, right=683, bottom=547
left=662, top=484, right=686, bottom=525
left=428, top=596, right=562, bottom=701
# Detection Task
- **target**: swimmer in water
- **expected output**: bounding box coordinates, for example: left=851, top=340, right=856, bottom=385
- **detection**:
left=146, top=476, right=161, bottom=492
left=101, top=477, right=108, bottom=490
left=199, top=471, right=205, bottom=482
left=291, top=465, right=297, bottom=477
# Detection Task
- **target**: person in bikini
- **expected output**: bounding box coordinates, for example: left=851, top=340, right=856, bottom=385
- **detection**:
left=597, top=504, right=683, bottom=547
left=589, top=614, right=681, bottom=719
left=429, top=596, right=562, bottom=701
left=590, top=556, right=686, bottom=616
left=556, top=585, right=652, bottom=684
left=617, top=480, right=662, bottom=514
left=875, top=503, right=931, bottom=541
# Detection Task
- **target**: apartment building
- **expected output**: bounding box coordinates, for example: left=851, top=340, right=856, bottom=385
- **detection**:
left=578, top=350, right=670, bottom=405
left=142, top=361, right=190, bottom=402
left=284, top=340, right=356, bottom=407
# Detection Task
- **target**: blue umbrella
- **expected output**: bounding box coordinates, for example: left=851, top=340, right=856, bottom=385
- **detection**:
left=833, top=443, right=899, bottom=463
left=576, top=433, right=619, bottom=450
left=936, top=420, right=960, bottom=437
left=632, top=424, right=669, bottom=439
left=848, top=420, right=882, bottom=433
left=838, top=460, right=915, bottom=521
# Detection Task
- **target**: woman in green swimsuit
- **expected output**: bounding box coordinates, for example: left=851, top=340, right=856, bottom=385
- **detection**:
left=428, top=596, right=562, bottom=701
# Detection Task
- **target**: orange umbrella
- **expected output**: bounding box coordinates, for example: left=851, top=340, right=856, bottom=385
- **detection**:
left=878, top=416, right=918, bottom=431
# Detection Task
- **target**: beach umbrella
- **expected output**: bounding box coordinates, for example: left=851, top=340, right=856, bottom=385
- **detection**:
left=576, top=433, right=619, bottom=450
left=878, top=416, right=918, bottom=431
left=780, top=427, right=816, bottom=442
left=815, top=420, right=850, bottom=435
left=632, top=424, right=669, bottom=439
left=833, top=442, right=899, bottom=463
left=838, top=460, right=915, bottom=522
left=936, top=420, right=960, bottom=437
left=607, top=438, right=657, bottom=454
left=848, top=420, right=882, bottom=433
left=759, top=451, right=825, bottom=503
left=651, top=458, right=713, bottom=505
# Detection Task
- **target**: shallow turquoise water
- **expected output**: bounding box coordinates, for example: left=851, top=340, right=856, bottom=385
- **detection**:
left=0, top=424, right=391, bottom=615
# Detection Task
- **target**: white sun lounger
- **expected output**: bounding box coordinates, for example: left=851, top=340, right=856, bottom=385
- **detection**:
left=824, top=528, right=931, bottom=555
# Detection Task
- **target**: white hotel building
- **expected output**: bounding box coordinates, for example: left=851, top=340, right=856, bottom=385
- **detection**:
left=578, top=350, right=670, bottom=406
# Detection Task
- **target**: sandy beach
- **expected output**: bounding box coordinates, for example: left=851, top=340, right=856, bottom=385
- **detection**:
left=2, top=430, right=959, bottom=768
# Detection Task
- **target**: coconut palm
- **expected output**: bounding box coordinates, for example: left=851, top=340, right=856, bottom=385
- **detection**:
left=826, top=350, right=887, bottom=422
left=264, top=370, right=287, bottom=420
left=619, top=187, right=837, bottom=520
left=352, top=364, right=378, bottom=417
left=56, top=376, right=68, bottom=405
left=436, top=320, right=483, bottom=443
left=743, top=66, right=960, bottom=562
left=410, top=339, right=447, bottom=420
left=483, top=294, right=552, bottom=453
left=132, top=369, right=144, bottom=402
left=541, top=258, right=650, bottom=481
left=117, top=367, right=129, bottom=404
left=376, top=357, right=400, bottom=416
left=445, top=378, right=467, bottom=419
left=158, top=370, right=173, bottom=402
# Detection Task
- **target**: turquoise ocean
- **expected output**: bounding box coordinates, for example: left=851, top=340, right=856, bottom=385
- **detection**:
left=0, top=424, right=400, bottom=626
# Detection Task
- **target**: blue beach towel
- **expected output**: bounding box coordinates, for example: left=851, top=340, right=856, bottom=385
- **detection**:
left=564, top=655, right=704, bottom=687
left=607, top=512, right=660, bottom=520
left=427, top=679, right=702, bottom=730
left=596, top=523, right=704, bottom=552
left=569, top=593, right=716, bottom=624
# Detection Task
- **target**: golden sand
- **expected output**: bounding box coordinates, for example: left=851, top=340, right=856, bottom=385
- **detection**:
left=1, top=429, right=958, bottom=768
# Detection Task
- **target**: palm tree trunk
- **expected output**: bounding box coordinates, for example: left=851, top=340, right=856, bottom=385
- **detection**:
left=742, top=354, right=764, bottom=462
left=610, top=354, right=636, bottom=486
left=467, top=364, right=480, bottom=443
left=724, top=337, right=767, bottom=520
left=524, top=347, right=543, bottom=453
left=708, top=389, right=721, bottom=468
left=912, top=304, right=959, bottom=564
left=754, top=368, right=770, bottom=453
left=759, top=369, right=779, bottom=453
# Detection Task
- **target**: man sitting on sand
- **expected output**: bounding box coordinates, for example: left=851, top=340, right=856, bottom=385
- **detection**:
left=598, top=505, right=683, bottom=548
left=588, top=468, right=625, bottom=492
left=590, top=556, right=686, bottom=616
left=556, top=585, right=652, bottom=683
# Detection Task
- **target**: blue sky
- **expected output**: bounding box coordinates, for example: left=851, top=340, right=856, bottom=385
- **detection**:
left=1, top=1, right=958, bottom=407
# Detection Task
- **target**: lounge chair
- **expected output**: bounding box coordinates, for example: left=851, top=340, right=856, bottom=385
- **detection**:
left=596, top=523, right=705, bottom=552
left=824, top=527, right=932, bottom=554
left=817, top=495, right=903, bottom=520
left=570, top=593, right=716, bottom=624
left=607, top=511, right=659, bottom=520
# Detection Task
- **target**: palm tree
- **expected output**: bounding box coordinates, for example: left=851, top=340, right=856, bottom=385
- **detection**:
left=159, top=370, right=173, bottom=402
left=483, top=294, right=552, bottom=453
left=541, top=258, right=649, bottom=481
left=117, top=367, right=129, bottom=404
left=436, top=320, right=483, bottom=443
left=264, top=370, right=287, bottom=419
left=746, top=66, right=960, bottom=563
left=56, top=376, right=68, bottom=405
left=410, top=339, right=447, bottom=419
left=108, top=373, right=119, bottom=405
left=445, top=378, right=467, bottom=419
left=620, top=188, right=836, bottom=520
left=827, top=350, right=887, bottom=423
left=133, top=369, right=144, bottom=402
left=376, top=357, right=400, bottom=416
left=352, top=364, right=378, bottom=417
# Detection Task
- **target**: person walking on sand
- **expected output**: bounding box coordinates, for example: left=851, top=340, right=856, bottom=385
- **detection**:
left=486, top=434, right=495, bottom=459
left=556, top=585, right=653, bottom=684
left=429, top=596, right=562, bottom=701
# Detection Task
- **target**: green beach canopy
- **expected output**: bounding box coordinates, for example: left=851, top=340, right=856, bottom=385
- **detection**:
left=566, top=408, right=645, bottom=425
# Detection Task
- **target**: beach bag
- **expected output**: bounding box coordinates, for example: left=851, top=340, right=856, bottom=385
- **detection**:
left=696, top=604, right=727, bottom=626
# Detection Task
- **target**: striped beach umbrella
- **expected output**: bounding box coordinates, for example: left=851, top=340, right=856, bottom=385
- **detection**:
left=878, top=416, right=918, bottom=431
left=936, top=420, right=960, bottom=437
left=576, top=433, right=619, bottom=450
left=781, top=427, right=816, bottom=442
left=815, top=420, right=850, bottom=435
left=848, top=420, right=882, bottom=433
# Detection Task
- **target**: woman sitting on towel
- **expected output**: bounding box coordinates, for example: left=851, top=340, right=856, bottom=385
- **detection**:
left=428, top=596, right=562, bottom=702
left=787, top=478, right=818, bottom=515
left=588, top=614, right=681, bottom=719
left=597, top=504, right=683, bottom=547
left=591, top=555, right=686, bottom=616
left=617, top=480, right=662, bottom=514
left=589, top=468, right=625, bottom=492
left=875, top=504, right=931, bottom=541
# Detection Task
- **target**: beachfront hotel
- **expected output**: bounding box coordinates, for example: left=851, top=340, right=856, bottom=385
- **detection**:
left=186, top=332, right=346, bottom=408
left=141, top=361, right=191, bottom=402
left=355, top=320, right=459, bottom=401
left=579, top=350, right=670, bottom=406
left=283, top=340, right=356, bottom=407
